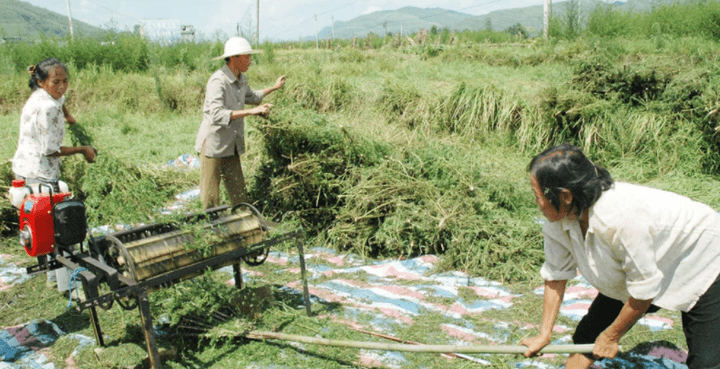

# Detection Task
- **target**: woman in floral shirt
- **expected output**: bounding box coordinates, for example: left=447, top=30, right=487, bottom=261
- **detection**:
left=11, top=58, right=97, bottom=293
left=12, top=58, right=96, bottom=186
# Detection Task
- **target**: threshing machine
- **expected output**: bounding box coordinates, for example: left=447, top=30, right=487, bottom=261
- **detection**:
left=9, top=179, right=312, bottom=369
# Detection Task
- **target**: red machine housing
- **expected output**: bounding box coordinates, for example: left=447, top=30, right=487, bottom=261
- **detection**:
left=19, top=192, right=72, bottom=257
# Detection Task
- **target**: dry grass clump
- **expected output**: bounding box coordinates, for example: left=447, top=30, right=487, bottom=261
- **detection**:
left=377, top=79, right=433, bottom=130
left=275, top=73, right=357, bottom=113
left=377, top=80, right=527, bottom=142
left=436, top=83, right=524, bottom=135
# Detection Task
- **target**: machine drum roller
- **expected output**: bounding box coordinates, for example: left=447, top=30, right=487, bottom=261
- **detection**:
left=101, top=209, right=265, bottom=283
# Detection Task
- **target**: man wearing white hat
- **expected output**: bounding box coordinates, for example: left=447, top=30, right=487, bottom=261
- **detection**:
left=195, top=36, right=286, bottom=209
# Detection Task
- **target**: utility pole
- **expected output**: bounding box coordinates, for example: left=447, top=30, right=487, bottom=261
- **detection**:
left=256, top=0, right=260, bottom=45
left=66, top=0, right=74, bottom=40
left=544, top=0, right=551, bottom=39
left=331, top=15, right=335, bottom=43
left=314, top=14, right=319, bottom=49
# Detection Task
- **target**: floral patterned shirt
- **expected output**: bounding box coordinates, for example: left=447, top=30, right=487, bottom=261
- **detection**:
left=12, top=89, right=66, bottom=181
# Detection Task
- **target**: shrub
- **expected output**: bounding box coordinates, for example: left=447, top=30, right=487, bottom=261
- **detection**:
left=572, top=59, right=669, bottom=106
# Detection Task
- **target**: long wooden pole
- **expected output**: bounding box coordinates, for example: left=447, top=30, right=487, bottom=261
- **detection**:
left=351, top=328, right=486, bottom=363
left=244, top=330, right=596, bottom=354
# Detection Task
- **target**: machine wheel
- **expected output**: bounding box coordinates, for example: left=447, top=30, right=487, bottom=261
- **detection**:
left=102, top=235, right=141, bottom=310
left=116, top=292, right=138, bottom=311
left=242, top=246, right=269, bottom=266
left=231, top=203, right=271, bottom=266
left=102, top=235, right=138, bottom=284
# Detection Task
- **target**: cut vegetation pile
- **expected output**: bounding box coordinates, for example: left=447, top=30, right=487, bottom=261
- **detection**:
left=249, top=103, right=542, bottom=282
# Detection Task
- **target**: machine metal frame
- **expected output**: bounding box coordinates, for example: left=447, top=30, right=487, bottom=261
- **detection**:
left=25, top=205, right=312, bottom=369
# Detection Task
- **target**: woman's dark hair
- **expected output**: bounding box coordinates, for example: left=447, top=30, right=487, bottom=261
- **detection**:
left=27, top=58, right=68, bottom=91
left=528, top=143, right=613, bottom=215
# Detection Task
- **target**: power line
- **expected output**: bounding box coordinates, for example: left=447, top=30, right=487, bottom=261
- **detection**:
left=371, top=0, right=507, bottom=30
left=271, top=2, right=356, bottom=38
left=80, top=0, right=143, bottom=25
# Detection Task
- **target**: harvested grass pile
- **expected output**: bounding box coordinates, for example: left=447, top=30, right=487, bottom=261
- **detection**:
left=250, top=107, right=390, bottom=231
left=251, top=106, right=542, bottom=281
left=326, top=143, right=543, bottom=282
left=62, top=153, right=196, bottom=225
left=0, top=153, right=195, bottom=234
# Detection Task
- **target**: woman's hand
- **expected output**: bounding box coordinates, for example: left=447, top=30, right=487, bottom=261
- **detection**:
left=592, top=330, right=620, bottom=360
left=591, top=297, right=651, bottom=360
left=82, top=146, right=97, bottom=163
left=65, top=113, right=77, bottom=125
left=520, top=334, right=551, bottom=357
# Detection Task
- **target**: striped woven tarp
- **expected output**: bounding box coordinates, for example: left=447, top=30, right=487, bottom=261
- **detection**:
left=227, top=247, right=686, bottom=368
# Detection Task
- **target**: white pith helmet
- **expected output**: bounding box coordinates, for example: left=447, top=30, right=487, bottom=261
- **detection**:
left=213, top=37, right=261, bottom=60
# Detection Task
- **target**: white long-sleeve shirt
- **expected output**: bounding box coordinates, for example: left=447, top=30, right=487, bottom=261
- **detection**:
left=540, top=182, right=720, bottom=312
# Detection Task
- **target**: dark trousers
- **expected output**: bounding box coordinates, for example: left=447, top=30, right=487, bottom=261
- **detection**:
left=574, top=274, right=720, bottom=369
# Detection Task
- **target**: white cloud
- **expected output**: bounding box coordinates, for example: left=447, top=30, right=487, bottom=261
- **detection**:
left=362, top=6, right=382, bottom=15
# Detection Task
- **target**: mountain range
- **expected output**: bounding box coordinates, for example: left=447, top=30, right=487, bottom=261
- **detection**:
left=315, top=0, right=686, bottom=40
left=1, top=0, right=104, bottom=40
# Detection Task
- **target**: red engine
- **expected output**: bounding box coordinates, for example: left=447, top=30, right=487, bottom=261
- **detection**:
left=17, top=185, right=87, bottom=257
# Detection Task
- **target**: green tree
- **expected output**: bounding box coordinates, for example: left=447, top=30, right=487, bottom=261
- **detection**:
left=563, top=0, right=581, bottom=39
left=505, top=23, right=529, bottom=39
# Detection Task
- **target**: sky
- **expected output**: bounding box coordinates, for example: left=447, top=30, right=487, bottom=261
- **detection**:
left=23, top=0, right=551, bottom=42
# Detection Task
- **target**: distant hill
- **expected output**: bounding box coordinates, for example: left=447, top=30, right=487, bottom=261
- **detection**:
left=314, top=0, right=691, bottom=40
left=619, top=0, right=687, bottom=11
left=1, top=0, right=105, bottom=41
left=452, top=0, right=612, bottom=36
left=317, top=7, right=474, bottom=40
